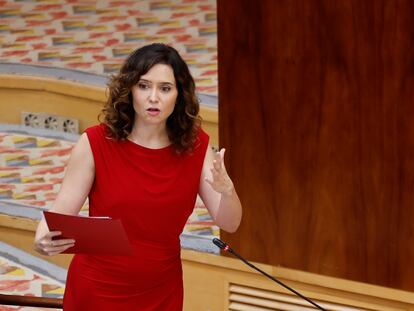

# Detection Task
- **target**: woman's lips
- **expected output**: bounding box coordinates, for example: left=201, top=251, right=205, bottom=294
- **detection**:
left=146, top=108, right=160, bottom=116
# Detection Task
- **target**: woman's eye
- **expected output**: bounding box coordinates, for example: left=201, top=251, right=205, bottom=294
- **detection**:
left=138, top=83, right=149, bottom=90
left=160, top=86, right=171, bottom=92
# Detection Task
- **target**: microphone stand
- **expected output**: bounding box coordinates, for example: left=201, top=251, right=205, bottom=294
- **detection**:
left=213, top=238, right=326, bottom=311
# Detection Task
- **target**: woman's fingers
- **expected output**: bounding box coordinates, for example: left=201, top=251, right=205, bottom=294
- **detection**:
left=45, top=230, right=62, bottom=239
left=213, top=158, right=221, bottom=171
left=210, top=149, right=228, bottom=183
left=205, top=147, right=233, bottom=194
left=213, top=148, right=225, bottom=170
left=46, top=243, right=75, bottom=254
left=35, top=230, right=75, bottom=256
left=40, top=241, right=75, bottom=256
left=52, top=238, right=76, bottom=247
left=210, top=167, right=219, bottom=177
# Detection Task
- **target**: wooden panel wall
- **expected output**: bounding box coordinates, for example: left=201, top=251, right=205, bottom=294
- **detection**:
left=218, top=0, right=414, bottom=291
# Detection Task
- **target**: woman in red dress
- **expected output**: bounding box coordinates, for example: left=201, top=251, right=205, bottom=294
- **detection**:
left=34, top=43, right=242, bottom=310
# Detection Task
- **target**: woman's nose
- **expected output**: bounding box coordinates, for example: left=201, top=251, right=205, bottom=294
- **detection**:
left=149, top=87, right=159, bottom=102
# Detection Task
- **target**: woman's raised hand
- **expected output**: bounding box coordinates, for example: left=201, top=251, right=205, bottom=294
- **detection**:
left=205, top=148, right=235, bottom=196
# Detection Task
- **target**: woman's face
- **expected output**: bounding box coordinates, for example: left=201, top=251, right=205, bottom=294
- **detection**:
left=131, top=63, right=178, bottom=126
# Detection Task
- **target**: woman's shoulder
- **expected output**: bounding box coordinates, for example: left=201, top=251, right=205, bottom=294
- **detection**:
left=85, top=123, right=107, bottom=138
left=83, top=124, right=117, bottom=157
left=197, top=127, right=209, bottom=142
left=194, top=127, right=209, bottom=153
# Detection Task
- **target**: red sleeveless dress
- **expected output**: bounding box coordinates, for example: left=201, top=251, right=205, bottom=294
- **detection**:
left=63, top=124, right=209, bottom=310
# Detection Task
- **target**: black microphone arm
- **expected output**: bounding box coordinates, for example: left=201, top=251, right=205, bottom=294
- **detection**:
left=212, top=238, right=326, bottom=311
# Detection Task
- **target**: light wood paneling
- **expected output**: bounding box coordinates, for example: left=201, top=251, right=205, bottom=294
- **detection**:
left=182, top=249, right=414, bottom=311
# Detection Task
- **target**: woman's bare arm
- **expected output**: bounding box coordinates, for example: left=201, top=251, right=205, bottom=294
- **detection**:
left=34, top=133, right=95, bottom=256
left=199, top=147, right=242, bottom=233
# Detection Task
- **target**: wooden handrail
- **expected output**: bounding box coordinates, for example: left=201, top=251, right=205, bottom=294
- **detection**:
left=0, top=294, right=63, bottom=308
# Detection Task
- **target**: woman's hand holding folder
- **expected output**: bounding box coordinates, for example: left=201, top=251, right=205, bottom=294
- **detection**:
left=34, top=220, right=75, bottom=256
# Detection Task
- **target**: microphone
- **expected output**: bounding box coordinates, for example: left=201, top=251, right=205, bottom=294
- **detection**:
left=212, top=238, right=326, bottom=310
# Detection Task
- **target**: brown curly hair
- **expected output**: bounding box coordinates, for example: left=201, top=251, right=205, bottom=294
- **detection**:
left=100, top=43, right=201, bottom=154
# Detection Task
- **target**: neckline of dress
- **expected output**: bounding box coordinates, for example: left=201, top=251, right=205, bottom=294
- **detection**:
left=125, top=137, right=172, bottom=152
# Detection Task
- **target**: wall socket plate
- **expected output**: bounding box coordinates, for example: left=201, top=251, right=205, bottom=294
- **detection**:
left=21, top=112, right=79, bottom=134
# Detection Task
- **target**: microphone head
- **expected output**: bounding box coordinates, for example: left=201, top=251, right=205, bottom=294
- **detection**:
left=212, top=238, right=227, bottom=250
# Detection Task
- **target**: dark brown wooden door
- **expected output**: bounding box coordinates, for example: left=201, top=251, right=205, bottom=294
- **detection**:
left=218, top=0, right=414, bottom=291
